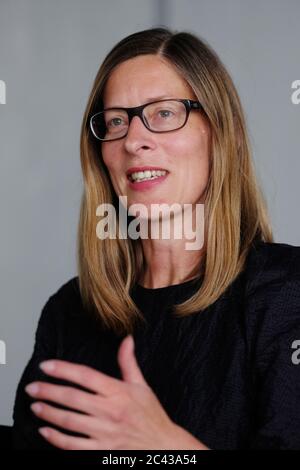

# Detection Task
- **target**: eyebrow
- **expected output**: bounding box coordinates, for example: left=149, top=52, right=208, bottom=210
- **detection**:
left=105, top=95, right=174, bottom=108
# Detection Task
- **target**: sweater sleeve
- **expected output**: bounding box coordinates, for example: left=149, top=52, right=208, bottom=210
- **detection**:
left=12, top=295, right=61, bottom=450
left=245, top=245, right=300, bottom=449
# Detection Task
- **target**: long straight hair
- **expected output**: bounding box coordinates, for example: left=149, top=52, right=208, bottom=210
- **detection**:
left=77, top=28, right=273, bottom=336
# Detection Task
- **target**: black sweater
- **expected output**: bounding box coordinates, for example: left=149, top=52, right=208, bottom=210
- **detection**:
left=12, top=241, right=300, bottom=450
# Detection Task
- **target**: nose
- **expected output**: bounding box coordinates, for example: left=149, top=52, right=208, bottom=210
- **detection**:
left=127, top=114, right=149, bottom=135
left=123, top=115, right=155, bottom=153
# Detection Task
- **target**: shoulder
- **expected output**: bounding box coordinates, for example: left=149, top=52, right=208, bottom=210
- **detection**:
left=33, top=276, right=111, bottom=359
left=47, top=276, right=81, bottom=308
left=242, top=241, right=300, bottom=357
left=244, top=240, right=300, bottom=296
left=42, top=275, right=81, bottom=313
left=241, top=242, right=300, bottom=449
left=36, top=276, right=85, bottom=333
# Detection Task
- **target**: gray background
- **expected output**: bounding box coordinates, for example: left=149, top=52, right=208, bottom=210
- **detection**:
left=0, top=0, right=299, bottom=425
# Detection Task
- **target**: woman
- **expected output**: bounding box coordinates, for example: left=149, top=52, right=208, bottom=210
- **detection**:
left=12, top=27, right=300, bottom=450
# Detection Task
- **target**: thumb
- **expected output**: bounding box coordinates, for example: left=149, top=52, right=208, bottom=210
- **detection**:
left=118, top=335, right=147, bottom=385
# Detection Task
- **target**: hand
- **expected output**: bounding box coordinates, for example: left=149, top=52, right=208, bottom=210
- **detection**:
left=25, top=335, right=209, bottom=450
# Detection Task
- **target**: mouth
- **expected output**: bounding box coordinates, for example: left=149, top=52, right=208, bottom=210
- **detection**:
left=126, top=168, right=169, bottom=192
left=127, top=168, right=169, bottom=183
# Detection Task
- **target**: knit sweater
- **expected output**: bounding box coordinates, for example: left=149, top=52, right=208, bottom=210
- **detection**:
left=12, top=241, right=300, bottom=449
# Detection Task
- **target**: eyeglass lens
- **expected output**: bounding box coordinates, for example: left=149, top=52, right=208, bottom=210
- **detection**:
left=91, top=100, right=187, bottom=141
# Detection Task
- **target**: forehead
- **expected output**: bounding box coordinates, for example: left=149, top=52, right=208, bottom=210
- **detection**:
left=103, top=54, right=195, bottom=107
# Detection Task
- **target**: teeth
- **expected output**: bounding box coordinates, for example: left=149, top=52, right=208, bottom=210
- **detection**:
left=129, top=169, right=167, bottom=182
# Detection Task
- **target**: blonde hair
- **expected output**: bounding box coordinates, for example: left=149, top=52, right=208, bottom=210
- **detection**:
left=76, top=27, right=273, bottom=336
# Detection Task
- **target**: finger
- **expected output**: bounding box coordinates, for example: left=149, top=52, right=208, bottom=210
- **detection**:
left=31, top=401, right=113, bottom=438
left=38, top=426, right=99, bottom=450
left=38, top=360, right=123, bottom=396
left=25, top=382, right=101, bottom=416
left=118, top=335, right=147, bottom=384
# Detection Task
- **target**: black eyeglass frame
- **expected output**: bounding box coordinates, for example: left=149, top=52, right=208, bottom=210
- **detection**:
left=89, top=98, right=204, bottom=142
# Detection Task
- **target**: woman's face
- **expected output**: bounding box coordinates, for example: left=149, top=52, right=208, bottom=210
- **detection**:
left=101, top=54, right=211, bottom=216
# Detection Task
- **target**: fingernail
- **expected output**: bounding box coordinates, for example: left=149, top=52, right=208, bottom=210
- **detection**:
left=31, top=403, right=42, bottom=414
left=39, top=361, right=55, bottom=372
left=38, top=427, right=50, bottom=437
left=25, top=383, right=39, bottom=395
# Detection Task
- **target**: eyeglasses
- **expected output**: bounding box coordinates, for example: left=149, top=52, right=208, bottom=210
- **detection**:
left=89, top=98, right=204, bottom=142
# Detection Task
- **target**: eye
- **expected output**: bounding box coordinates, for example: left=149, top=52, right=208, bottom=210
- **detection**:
left=157, top=109, right=174, bottom=119
left=107, top=117, right=124, bottom=128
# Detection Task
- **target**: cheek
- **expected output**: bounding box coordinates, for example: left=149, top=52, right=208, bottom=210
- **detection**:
left=167, top=131, right=210, bottom=170
left=101, top=145, right=113, bottom=169
left=169, top=134, right=210, bottom=200
left=189, top=127, right=210, bottom=169
left=101, top=144, right=121, bottom=175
